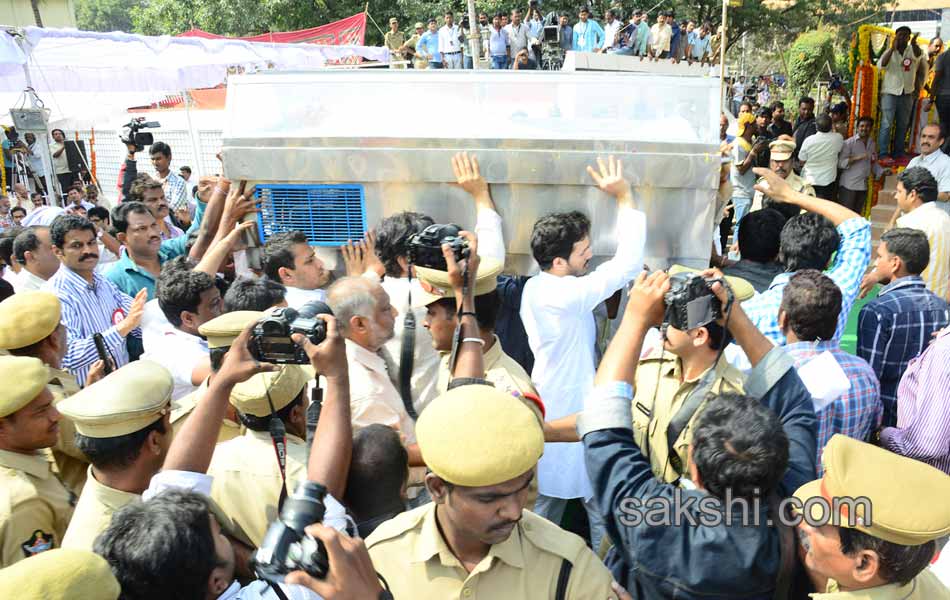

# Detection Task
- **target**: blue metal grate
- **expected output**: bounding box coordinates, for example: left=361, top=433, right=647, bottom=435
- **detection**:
left=255, top=184, right=366, bottom=247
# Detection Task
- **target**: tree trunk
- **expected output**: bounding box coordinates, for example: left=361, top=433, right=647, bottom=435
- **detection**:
left=31, top=0, right=44, bottom=28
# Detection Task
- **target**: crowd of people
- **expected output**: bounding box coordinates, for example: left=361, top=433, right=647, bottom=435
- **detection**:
left=383, top=5, right=719, bottom=70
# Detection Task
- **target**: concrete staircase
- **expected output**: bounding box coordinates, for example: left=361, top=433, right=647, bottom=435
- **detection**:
left=870, top=177, right=898, bottom=251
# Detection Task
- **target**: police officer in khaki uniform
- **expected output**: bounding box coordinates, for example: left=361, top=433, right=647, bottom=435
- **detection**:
left=366, top=384, right=619, bottom=600
left=751, top=136, right=817, bottom=212
left=206, top=364, right=312, bottom=547
left=632, top=266, right=754, bottom=484
left=0, top=356, right=74, bottom=567
left=170, top=310, right=264, bottom=443
left=58, top=360, right=174, bottom=550
left=795, top=434, right=950, bottom=599
left=0, top=547, right=120, bottom=600
left=0, top=291, right=88, bottom=495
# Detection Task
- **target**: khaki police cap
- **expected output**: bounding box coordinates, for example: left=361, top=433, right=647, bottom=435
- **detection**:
left=769, top=138, right=796, bottom=161
left=0, top=548, right=120, bottom=600
left=794, top=435, right=950, bottom=546
left=389, top=17, right=399, bottom=24
left=413, top=258, right=504, bottom=308
left=0, top=291, right=61, bottom=349
left=199, top=310, right=263, bottom=349
left=414, top=22, right=425, bottom=29
left=0, top=355, right=52, bottom=418
left=416, top=384, right=543, bottom=487
left=57, top=360, right=173, bottom=438
left=668, top=264, right=755, bottom=302
left=229, top=365, right=309, bottom=417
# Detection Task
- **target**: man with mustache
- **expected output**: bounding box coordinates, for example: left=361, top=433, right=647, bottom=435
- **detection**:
left=105, top=202, right=187, bottom=300
left=751, top=136, right=815, bottom=217
left=44, top=214, right=146, bottom=385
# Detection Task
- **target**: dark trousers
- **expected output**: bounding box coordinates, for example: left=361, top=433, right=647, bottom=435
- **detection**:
left=938, top=95, right=950, bottom=154
left=812, top=181, right=837, bottom=201
left=837, top=186, right=866, bottom=214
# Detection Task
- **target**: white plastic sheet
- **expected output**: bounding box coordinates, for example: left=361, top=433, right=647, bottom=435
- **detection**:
left=0, top=27, right=389, bottom=94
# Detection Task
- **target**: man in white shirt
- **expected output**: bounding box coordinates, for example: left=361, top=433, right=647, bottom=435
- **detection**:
left=520, top=156, right=646, bottom=551
left=438, top=11, right=463, bottom=69
left=504, top=8, right=531, bottom=64
left=650, top=11, right=673, bottom=59
left=11, top=226, right=59, bottom=292
left=261, top=230, right=329, bottom=310
left=877, top=26, right=926, bottom=158
left=904, top=123, right=950, bottom=217
left=798, top=114, right=844, bottom=200
left=144, top=264, right=220, bottom=401
left=598, top=9, right=622, bottom=53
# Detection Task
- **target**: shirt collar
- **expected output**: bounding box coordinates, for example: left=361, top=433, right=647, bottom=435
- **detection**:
left=785, top=339, right=837, bottom=353
left=0, top=448, right=52, bottom=479
left=58, top=264, right=100, bottom=291
left=767, top=271, right=793, bottom=290
left=86, top=466, right=141, bottom=510
left=483, top=335, right=504, bottom=369
left=116, top=249, right=156, bottom=279
left=879, top=275, right=925, bottom=296
left=345, top=339, right=388, bottom=374
left=412, top=504, right=526, bottom=570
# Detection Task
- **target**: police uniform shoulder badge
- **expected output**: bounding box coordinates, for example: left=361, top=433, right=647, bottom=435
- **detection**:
left=21, top=529, right=54, bottom=557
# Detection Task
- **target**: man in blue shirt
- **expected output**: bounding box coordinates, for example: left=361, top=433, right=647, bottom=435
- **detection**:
left=572, top=7, right=604, bottom=52
left=416, top=19, right=442, bottom=69
left=687, top=22, right=713, bottom=65
left=106, top=202, right=187, bottom=300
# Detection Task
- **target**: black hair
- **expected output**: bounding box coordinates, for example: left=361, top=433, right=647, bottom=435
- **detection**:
left=691, top=393, right=789, bottom=499
left=13, top=227, right=46, bottom=265
left=111, top=201, right=153, bottom=235
left=51, top=128, right=65, bottom=138
left=881, top=228, right=930, bottom=275
left=739, top=101, right=753, bottom=113
left=431, top=287, right=500, bottom=331
left=857, top=115, right=874, bottom=127
left=75, top=417, right=167, bottom=471
left=530, top=210, right=591, bottom=270
left=180, top=165, right=192, bottom=174
left=344, top=424, right=408, bottom=523
left=816, top=114, right=832, bottom=133
left=223, top=276, right=287, bottom=312
left=156, top=259, right=216, bottom=327
left=895, top=25, right=911, bottom=35
left=375, top=211, right=434, bottom=277
left=261, top=230, right=308, bottom=282
left=87, top=206, right=110, bottom=222
left=495, top=11, right=505, bottom=19
left=799, top=96, right=815, bottom=107
left=898, top=166, right=938, bottom=204
left=703, top=321, right=730, bottom=351
left=49, top=214, right=96, bottom=249
left=149, top=141, right=172, bottom=158
left=779, top=269, right=841, bottom=341
left=779, top=213, right=840, bottom=272
left=770, top=101, right=785, bottom=111
left=10, top=206, right=25, bottom=218
left=237, top=392, right=305, bottom=432
left=838, top=528, right=936, bottom=587
left=0, top=226, right=25, bottom=269
left=738, top=208, right=784, bottom=263
left=127, top=175, right=162, bottom=204
left=756, top=107, right=772, bottom=119
left=93, top=488, right=222, bottom=600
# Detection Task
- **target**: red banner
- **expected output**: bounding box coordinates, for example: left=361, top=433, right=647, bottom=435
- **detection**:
left=178, top=12, right=366, bottom=46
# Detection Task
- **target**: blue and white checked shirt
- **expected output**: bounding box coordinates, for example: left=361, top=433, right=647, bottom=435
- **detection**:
left=744, top=217, right=872, bottom=347
left=856, top=276, right=950, bottom=426
left=44, top=265, right=140, bottom=386
left=785, top=341, right=882, bottom=475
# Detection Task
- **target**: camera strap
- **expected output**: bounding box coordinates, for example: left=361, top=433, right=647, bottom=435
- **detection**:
left=398, top=272, right=419, bottom=421
left=447, top=263, right=471, bottom=375
left=265, top=386, right=289, bottom=510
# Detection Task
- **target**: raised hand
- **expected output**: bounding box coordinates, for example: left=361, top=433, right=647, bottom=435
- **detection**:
left=452, top=152, right=490, bottom=200
left=587, top=155, right=632, bottom=201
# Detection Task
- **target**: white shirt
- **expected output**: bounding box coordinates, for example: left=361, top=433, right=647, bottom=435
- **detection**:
left=143, top=326, right=209, bottom=401
left=12, top=268, right=48, bottom=292
left=438, top=24, right=462, bottom=53
left=880, top=44, right=921, bottom=96
left=27, top=142, right=45, bottom=176
left=520, top=205, right=646, bottom=498
left=897, top=201, right=950, bottom=300
left=345, top=339, right=416, bottom=442
left=603, top=20, right=622, bottom=49
left=49, top=141, right=69, bottom=174
left=799, top=130, right=845, bottom=186
left=504, top=22, right=530, bottom=55
left=141, top=298, right=172, bottom=352
left=283, top=286, right=327, bottom=311
left=907, top=149, right=950, bottom=194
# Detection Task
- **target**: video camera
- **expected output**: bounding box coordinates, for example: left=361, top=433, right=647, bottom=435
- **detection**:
left=407, top=223, right=470, bottom=271
left=120, top=117, right=161, bottom=152
left=663, top=272, right=726, bottom=332
left=250, top=301, right=332, bottom=365
left=252, top=480, right=330, bottom=584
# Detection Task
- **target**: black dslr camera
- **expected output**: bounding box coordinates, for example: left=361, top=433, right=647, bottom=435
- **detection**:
left=120, top=117, right=160, bottom=152
left=407, top=224, right=470, bottom=271
left=250, top=302, right=331, bottom=365
left=252, top=481, right=330, bottom=584
left=663, top=272, right=725, bottom=331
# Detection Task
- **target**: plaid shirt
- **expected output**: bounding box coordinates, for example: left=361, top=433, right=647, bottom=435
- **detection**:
left=856, top=276, right=950, bottom=426
left=744, top=217, right=871, bottom=347
left=159, top=171, right=189, bottom=212
left=785, top=341, right=882, bottom=476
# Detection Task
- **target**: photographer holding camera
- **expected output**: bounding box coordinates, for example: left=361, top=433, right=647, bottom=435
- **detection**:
left=579, top=269, right=817, bottom=599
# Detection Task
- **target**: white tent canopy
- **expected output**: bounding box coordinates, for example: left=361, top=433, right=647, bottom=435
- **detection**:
left=0, top=26, right=389, bottom=94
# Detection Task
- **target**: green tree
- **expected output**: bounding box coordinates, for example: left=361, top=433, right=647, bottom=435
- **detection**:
left=786, top=28, right=836, bottom=98
left=76, top=0, right=142, bottom=32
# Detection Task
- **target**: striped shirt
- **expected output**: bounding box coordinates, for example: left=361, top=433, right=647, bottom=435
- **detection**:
left=881, top=326, right=950, bottom=474
left=785, top=341, right=882, bottom=476
left=856, top=276, right=950, bottom=426
left=744, top=217, right=872, bottom=346
left=44, top=265, right=138, bottom=386
left=896, top=201, right=950, bottom=301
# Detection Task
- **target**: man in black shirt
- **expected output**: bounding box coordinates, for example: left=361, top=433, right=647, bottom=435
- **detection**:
left=767, top=101, right=793, bottom=138
left=792, top=96, right=817, bottom=162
